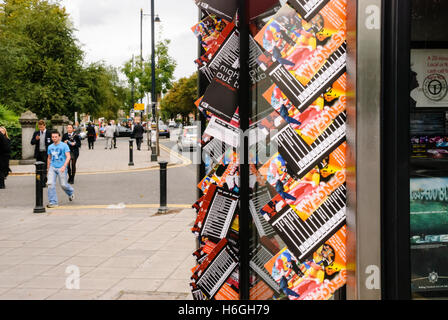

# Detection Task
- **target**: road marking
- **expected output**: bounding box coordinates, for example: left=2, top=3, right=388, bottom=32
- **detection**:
left=47, top=203, right=192, bottom=211
left=159, top=143, right=193, bottom=165
left=9, top=142, right=193, bottom=177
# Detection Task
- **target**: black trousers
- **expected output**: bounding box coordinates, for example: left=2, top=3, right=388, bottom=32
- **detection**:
left=0, top=170, right=6, bottom=188
left=68, top=152, right=79, bottom=183
left=88, top=138, right=95, bottom=149
left=113, top=136, right=117, bottom=148
left=136, top=137, right=143, bottom=150
left=36, top=151, right=48, bottom=184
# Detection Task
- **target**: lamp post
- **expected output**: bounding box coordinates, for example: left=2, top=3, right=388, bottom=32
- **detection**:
left=140, top=2, right=161, bottom=157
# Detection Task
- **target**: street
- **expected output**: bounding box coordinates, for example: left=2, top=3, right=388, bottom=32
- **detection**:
left=1, top=133, right=199, bottom=209
left=0, top=129, right=199, bottom=300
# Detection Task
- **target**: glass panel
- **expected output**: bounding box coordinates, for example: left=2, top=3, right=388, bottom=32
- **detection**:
left=249, top=0, right=347, bottom=300
left=410, top=0, right=448, bottom=299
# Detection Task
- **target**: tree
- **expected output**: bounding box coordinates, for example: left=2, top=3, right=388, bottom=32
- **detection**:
left=122, top=39, right=177, bottom=111
left=0, top=0, right=84, bottom=118
left=160, top=72, right=198, bottom=123
left=0, top=0, right=129, bottom=121
left=74, top=63, right=129, bottom=120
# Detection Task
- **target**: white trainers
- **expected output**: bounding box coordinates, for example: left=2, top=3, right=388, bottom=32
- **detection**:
left=46, top=204, right=58, bottom=208
left=69, top=194, right=75, bottom=202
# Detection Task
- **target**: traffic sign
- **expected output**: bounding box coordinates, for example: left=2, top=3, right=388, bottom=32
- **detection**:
left=134, top=103, right=145, bottom=111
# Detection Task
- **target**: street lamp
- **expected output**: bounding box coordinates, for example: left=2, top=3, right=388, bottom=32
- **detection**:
left=140, top=2, right=161, bottom=157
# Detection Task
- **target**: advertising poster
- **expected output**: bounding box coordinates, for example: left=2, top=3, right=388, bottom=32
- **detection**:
left=410, top=177, right=448, bottom=292
left=254, top=1, right=346, bottom=112
left=411, top=136, right=448, bottom=159
left=192, top=15, right=229, bottom=52
left=263, top=73, right=347, bottom=141
left=410, top=177, right=448, bottom=239
left=260, top=190, right=345, bottom=261
left=411, top=49, right=448, bottom=108
left=191, top=0, right=347, bottom=300
left=260, top=143, right=346, bottom=220
left=254, top=107, right=346, bottom=180
left=263, top=226, right=346, bottom=300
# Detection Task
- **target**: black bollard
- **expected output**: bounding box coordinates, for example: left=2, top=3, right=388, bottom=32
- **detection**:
left=129, top=139, right=135, bottom=166
left=158, top=161, right=168, bottom=214
left=34, top=162, right=46, bottom=214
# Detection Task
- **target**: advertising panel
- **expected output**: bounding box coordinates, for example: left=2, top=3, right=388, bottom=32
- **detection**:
left=410, top=177, right=448, bottom=292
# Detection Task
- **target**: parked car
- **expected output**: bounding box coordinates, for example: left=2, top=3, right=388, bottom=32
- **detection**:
left=159, top=124, right=170, bottom=138
left=168, top=120, right=176, bottom=127
left=116, top=126, right=133, bottom=137
left=177, top=126, right=198, bottom=151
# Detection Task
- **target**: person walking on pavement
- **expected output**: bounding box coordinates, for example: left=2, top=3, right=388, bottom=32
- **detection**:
left=104, top=122, right=115, bottom=150
left=111, top=120, right=118, bottom=149
left=132, top=120, right=144, bottom=151
left=86, top=122, right=96, bottom=150
left=46, top=130, right=75, bottom=208
left=0, top=127, right=11, bottom=189
left=31, top=120, right=52, bottom=186
left=62, top=124, right=81, bottom=184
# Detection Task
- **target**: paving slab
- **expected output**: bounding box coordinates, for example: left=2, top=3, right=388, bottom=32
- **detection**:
left=0, top=207, right=196, bottom=300
left=0, top=288, right=59, bottom=300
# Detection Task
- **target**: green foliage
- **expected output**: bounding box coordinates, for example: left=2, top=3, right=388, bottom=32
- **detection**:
left=5, top=125, right=22, bottom=160
left=0, top=104, right=21, bottom=160
left=0, top=104, right=19, bottom=123
left=122, top=40, right=177, bottom=109
left=0, top=0, right=129, bottom=121
left=160, top=73, right=198, bottom=123
left=0, top=0, right=83, bottom=118
left=75, top=63, right=129, bottom=119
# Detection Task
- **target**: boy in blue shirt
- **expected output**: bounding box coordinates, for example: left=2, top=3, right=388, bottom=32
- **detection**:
left=46, top=131, right=75, bottom=208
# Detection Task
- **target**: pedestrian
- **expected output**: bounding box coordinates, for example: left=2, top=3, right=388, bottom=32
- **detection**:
left=86, top=122, right=96, bottom=150
left=111, top=120, right=118, bottom=149
left=62, top=124, right=81, bottom=184
left=104, top=122, right=115, bottom=150
left=74, top=121, right=81, bottom=135
left=31, top=120, right=52, bottom=186
left=132, top=120, right=144, bottom=151
left=0, top=127, right=11, bottom=189
left=46, top=130, right=75, bottom=208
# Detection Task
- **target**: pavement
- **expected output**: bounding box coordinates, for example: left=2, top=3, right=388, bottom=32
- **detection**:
left=0, top=133, right=199, bottom=300
left=0, top=207, right=196, bottom=300
left=10, top=135, right=191, bottom=176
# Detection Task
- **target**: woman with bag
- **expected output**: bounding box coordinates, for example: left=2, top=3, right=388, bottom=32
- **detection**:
left=0, top=126, right=11, bottom=189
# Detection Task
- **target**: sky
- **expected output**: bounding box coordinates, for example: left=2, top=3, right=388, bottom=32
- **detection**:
left=60, top=0, right=199, bottom=81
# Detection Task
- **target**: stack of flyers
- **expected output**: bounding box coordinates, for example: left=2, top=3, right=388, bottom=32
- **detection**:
left=263, top=226, right=347, bottom=300
left=190, top=238, right=240, bottom=300
left=195, top=0, right=281, bottom=22
left=192, top=15, right=230, bottom=52
left=197, top=154, right=240, bottom=194
left=254, top=1, right=347, bottom=113
left=263, top=73, right=347, bottom=140
left=189, top=0, right=348, bottom=301
left=195, top=0, right=238, bottom=21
